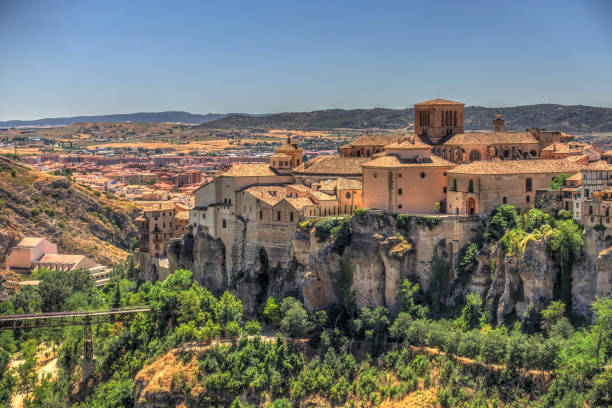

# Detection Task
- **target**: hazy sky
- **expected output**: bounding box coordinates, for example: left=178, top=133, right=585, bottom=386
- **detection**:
left=1, top=0, right=611, bottom=120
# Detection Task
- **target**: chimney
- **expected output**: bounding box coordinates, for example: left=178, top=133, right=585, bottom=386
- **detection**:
left=493, top=114, right=504, bottom=132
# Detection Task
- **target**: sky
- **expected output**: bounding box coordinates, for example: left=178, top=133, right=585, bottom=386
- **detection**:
left=0, top=0, right=611, bottom=120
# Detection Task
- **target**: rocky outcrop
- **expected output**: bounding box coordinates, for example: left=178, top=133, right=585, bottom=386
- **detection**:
left=485, top=238, right=558, bottom=324
left=572, top=229, right=612, bottom=317
left=161, top=210, right=608, bottom=322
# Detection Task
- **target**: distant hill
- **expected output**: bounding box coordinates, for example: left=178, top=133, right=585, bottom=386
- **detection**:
left=198, top=104, right=612, bottom=134
left=0, top=156, right=138, bottom=268
left=0, top=111, right=230, bottom=128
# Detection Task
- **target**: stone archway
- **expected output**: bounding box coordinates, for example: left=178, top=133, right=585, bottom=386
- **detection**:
left=467, top=197, right=477, bottom=215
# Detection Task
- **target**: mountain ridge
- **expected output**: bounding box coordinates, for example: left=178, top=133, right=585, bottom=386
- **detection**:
left=198, top=104, right=612, bottom=134
left=2, top=104, right=612, bottom=134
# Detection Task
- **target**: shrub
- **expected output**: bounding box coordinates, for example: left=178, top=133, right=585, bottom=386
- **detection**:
left=393, top=214, right=412, bottom=232
left=549, top=173, right=569, bottom=190
left=245, top=320, right=261, bottom=336
left=10, top=169, right=16, bottom=177
left=415, top=216, right=441, bottom=230
left=457, top=241, right=479, bottom=279
left=353, top=208, right=367, bottom=217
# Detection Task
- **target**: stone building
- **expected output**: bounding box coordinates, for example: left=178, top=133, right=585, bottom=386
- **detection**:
left=362, top=136, right=454, bottom=213
left=541, top=142, right=602, bottom=162
left=339, top=134, right=403, bottom=158
left=414, top=99, right=464, bottom=144
left=582, top=190, right=612, bottom=242
left=135, top=202, right=187, bottom=258
left=446, top=159, right=584, bottom=216
left=291, top=156, right=370, bottom=185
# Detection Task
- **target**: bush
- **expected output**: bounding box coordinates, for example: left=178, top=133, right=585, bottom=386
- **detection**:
left=353, top=208, right=367, bottom=217
left=415, top=216, right=441, bottom=230
left=10, top=169, right=16, bottom=177
left=393, top=214, right=412, bottom=232
left=245, top=320, right=261, bottom=336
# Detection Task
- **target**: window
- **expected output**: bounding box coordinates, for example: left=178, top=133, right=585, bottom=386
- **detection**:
left=277, top=211, right=281, bottom=221
left=228, top=198, right=232, bottom=205
left=591, top=217, right=595, bottom=222
left=589, top=206, right=593, bottom=215
left=420, top=172, right=426, bottom=178
left=222, top=219, right=227, bottom=228
left=398, top=188, right=402, bottom=195
left=503, top=197, right=507, bottom=204
left=586, top=189, right=590, bottom=198
left=373, top=172, right=377, bottom=178
left=526, top=178, right=532, bottom=192
left=468, top=179, right=474, bottom=193
left=526, top=195, right=530, bottom=203
left=398, top=173, right=402, bottom=178
left=443, top=187, right=447, bottom=193
left=290, top=212, right=294, bottom=222
left=453, top=179, right=457, bottom=191
left=346, top=192, right=351, bottom=199
left=398, top=204, right=403, bottom=209
left=259, top=210, right=263, bottom=220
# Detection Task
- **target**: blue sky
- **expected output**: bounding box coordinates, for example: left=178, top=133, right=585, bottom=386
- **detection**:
left=0, top=0, right=611, bottom=120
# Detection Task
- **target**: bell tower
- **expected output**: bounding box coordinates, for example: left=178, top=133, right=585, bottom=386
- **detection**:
left=493, top=114, right=504, bottom=132
left=414, top=99, right=464, bottom=145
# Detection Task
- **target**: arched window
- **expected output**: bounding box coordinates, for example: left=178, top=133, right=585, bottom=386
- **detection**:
left=526, top=178, right=532, bottom=192
left=469, top=150, right=481, bottom=162
left=469, top=179, right=474, bottom=193
left=346, top=192, right=351, bottom=199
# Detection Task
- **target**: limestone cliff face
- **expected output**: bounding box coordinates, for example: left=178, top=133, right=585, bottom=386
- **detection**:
left=484, top=238, right=558, bottom=324
left=297, top=213, right=480, bottom=313
left=160, top=211, right=607, bottom=321
left=572, top=228, right=612, bottom=317
left=164, top=212, right=479, bottom=315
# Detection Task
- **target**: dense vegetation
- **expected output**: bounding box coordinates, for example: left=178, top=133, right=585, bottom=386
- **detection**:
left=0, top=205, right=610, bottom=407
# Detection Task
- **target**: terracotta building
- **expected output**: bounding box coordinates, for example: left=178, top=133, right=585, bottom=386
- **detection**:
left=446, top=159, right=584, bottom=216
left=414, top=99, right=465, bottom=144
left=339, top=134, right=403, bottom=158
left=362, top=136, right=454, bottom=213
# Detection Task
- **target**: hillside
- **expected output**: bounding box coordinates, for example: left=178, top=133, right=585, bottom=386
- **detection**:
left=198, top=104, right=612, bottom=133
left=0, top=156, right=138, bottom=268
left=0, top=111, right=230, bottom=128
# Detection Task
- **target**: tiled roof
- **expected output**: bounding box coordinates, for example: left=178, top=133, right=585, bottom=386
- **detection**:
left=566, top=172, right=582, bottom=181
left=319, top=177, right=362, bottom=192
left=542, top=143, right=570, bottom=152
left=17, top=237, right=44, bottom=248
left=443, top=132, right=538, bottom=146
left=414, top=98, right=464, bottom=106
left=217, top=163, right=278, bottom=177
left=280, top=197, right=316, bottom=210
left=293, top=156, right=370, bottom=175
left=309, top=190, right=337, bottom=201
left=174, top=211, right=190, bottom=221
left=142, top=202, right=175, bottom=212
left=286, top=184, right=312, bottom=192
left=385, top=135, right=431, bottom=150
left=342, top=134, right=403, bottom=148
left=37, top=254, right=86, bottom=265
left=276, top=142, right=301, bottom=152
left=585, top=160, right=612, bottom=171
left=447, top=159, right=584, bottom=175
left=243, top=185, right=287, bottom=207
left=269, top=153, right=291, bottom=158
left=362, top=154, right=454, bottom=169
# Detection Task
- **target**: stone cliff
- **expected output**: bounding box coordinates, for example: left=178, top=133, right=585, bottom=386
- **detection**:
left=163, top=211, right=609, bottom=320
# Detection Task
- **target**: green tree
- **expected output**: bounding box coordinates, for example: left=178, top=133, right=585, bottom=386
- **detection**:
left=281, top=298, right=310, bottom=338
left=352, top=306, right=389, bottom=356
left=550, top=220, right=583, bottom=312
left=455, top=293, right=483, bottom=331
left=263, top=297, right=281, bottom=323
left=397, top=279, right=428, bottom=318
left=216, top=291, right=243, bottom=335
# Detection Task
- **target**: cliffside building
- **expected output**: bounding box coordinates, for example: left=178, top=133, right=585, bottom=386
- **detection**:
left=446, top=159, right=584, bottom=215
